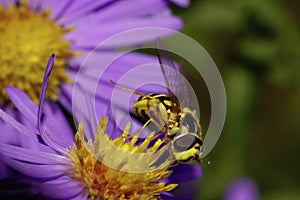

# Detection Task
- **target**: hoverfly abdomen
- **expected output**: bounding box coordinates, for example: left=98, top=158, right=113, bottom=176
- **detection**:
left=133, top=94, right=166, bottom=116
left=132, top=94, right=178, bottom=132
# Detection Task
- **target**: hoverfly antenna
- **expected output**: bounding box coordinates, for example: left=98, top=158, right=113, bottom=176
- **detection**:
left=110, top=80, right=147, bottom=97
left=110, top=79, right=117, bottom=85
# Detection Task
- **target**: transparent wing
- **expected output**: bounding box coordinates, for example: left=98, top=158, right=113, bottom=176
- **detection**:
left=175, top=62, right=196, bottom=110
left=155, top=39, right=194, bottom=111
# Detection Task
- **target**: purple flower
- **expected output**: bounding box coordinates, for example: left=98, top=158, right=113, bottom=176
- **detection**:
left=0, top=0, right=182, bottom=106
left=0, top=56, right=202, bottom=199
left=0, top=0, right=184, bottom=179
left=223, top=177, right=260, bottom=200
left=0, top=0, right=183, bottom=130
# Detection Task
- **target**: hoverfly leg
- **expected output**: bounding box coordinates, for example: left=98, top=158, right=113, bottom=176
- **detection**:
left=149, top=130, right=167, bottom=142
left=164, top=137, right=171, bottom=144
left=150, top=148, right=172, bottom=168
left=134, top=118, right=155, bottom=137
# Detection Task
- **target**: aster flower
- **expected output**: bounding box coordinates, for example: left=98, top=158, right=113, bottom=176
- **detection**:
left=223, top=177, right=260, bottom=200
left=0, top=0, right=183, bottom=105
left=0, top=55, right=202, bottom=198
left=0, top=0, right=183, bottom=130
left=0, top=0, right=184, bottom=179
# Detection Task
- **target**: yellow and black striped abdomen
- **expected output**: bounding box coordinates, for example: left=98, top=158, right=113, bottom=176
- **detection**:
left=132, top=94, right=174, bottom=124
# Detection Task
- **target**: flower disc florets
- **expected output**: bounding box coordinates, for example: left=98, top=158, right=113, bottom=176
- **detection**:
left=0, top=1, right=75, bottom=104
left=68, top=118, right=177, bottom=200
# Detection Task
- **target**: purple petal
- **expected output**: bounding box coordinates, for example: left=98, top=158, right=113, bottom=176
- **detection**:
left=160, top=192, right=178, bottom=200
left=56, top=0, right=110, bottom=25
left=42, top=100, right=74, bottom=139
left=0, top=109, right=57, bottom=154
left=167, top=164, right=202, bottom=183
left=59, top=83, right=73, bottom=113
left=67, top=50, right=89, bottom=69
left=0, top=108, right=37, bottom=139
left=66, top=12, right=182, bottom=48
left=223, top=177, right=260, bottom=200
left=64, top=0, right=100, bottom=12
left=6, top=86, right=39, bottom=130
left=6, top=87, right=73, bottom=153
left=95, top=0, right=167, bottom=22
left=0, top=0, right=11, bottom=8
left=0, top=107, right=56, bottom=152
left=0, top=108, right=20, bottom=145
left=0, top=155, right=68, bottom=179
left=27, top=0, right=42, bottom=11
left=0, top=143, right=69, bottom=165
left=69, top=83, right=97, bottom=140
left=34, top=177, right=84, bottom=199
left=17, top=107, right=68, bottom=154
left=38, top=54, right=55, bottom=134
left=38, top=66, right=74, bottom=150
left=40, top=0, right=73, bottom=20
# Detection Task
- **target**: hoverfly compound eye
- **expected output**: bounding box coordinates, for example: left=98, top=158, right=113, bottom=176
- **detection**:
left=181, top=113, right=198, bottom=133
left=173, top=134, right=197, bottom=152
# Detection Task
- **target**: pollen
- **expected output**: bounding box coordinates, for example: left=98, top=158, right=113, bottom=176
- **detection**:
left=68, top=118, right=178, bottom=200
left=0, top=1, right=76, bottom=104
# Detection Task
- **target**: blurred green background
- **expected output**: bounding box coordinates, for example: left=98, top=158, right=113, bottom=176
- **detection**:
left=173, top=0, right=300, bottom=199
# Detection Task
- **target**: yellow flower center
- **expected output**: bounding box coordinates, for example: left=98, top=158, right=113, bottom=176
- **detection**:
left=68, top=118, right=178, bottom=200
left=0, top=1, right=76, bottom=104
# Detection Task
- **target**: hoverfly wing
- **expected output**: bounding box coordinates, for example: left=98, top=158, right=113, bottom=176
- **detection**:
left=156, top=39, right=196, bottom=111
left=150, top=147, right=174, bottom=168
left=156, top=38, right=181, bottom=114
left=155, top=39, right=202, bottom=137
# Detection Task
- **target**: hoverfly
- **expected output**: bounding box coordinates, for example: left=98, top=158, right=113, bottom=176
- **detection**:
left=111, top=39, right=203, bottom=166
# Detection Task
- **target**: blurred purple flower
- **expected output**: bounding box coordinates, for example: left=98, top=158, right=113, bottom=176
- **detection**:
left=0, top=56, right=202, bottom=199
left=223, top=177, right=259, bottom=200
